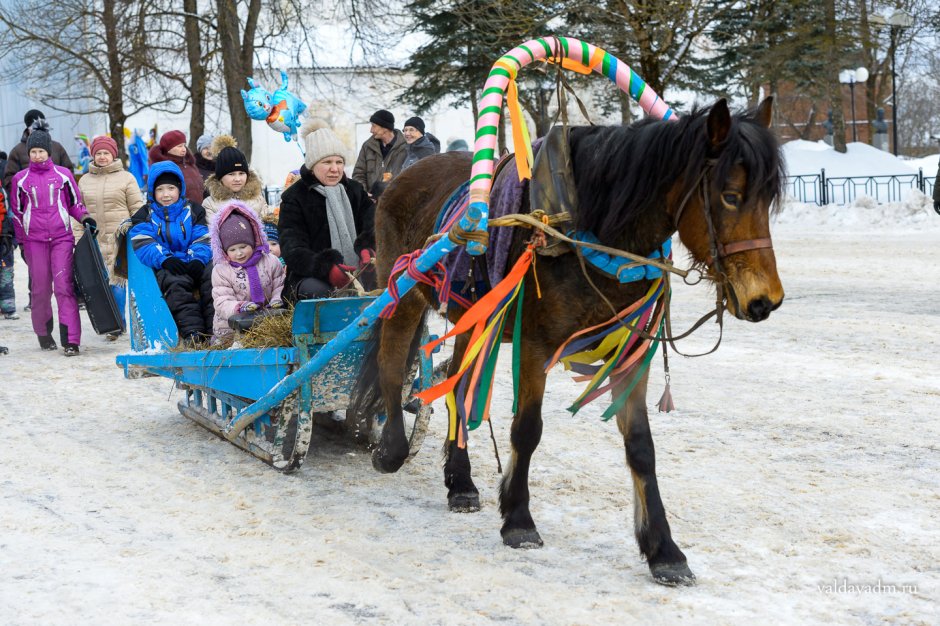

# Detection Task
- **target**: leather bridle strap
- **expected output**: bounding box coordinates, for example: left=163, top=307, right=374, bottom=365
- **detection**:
left=706, top=237, right=774, bottom=265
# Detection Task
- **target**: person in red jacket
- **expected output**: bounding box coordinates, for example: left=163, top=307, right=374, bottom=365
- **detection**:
left=147, top=130, right=204, bottom=206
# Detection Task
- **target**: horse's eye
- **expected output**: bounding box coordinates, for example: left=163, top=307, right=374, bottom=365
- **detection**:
left=721, top=192, right=741, bottom=210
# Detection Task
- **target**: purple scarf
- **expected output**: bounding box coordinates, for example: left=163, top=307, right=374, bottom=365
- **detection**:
left=229, top=248, right=266, bottom=305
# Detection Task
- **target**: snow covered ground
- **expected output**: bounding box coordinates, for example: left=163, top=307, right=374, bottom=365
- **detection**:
left=2, top=196, right=939, bottom=624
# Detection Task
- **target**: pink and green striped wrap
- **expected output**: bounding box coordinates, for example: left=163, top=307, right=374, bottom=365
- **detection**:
left=467, top=36, right=676, bottom=255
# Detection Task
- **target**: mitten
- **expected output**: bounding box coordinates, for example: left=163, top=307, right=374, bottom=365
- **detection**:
left=240, top=302, right=260, bottom=313
left=186, top=260, right=205, bottom=281
left=0, top=235, right=11, bottom=258
left=328, top=264, right=357, bottom=288
left=81, top=216, right=98, bottom=235
left=161, top=257, right=187, bottom=275
left=358, top=248, right=375, bottom=269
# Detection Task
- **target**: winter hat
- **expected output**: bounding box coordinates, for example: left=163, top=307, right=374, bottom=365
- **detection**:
left=210, top=135, right=249, bottom=179
left=446, top=138, right=469, bottom=152
left=403, top=116, right=425, bottom=134
left=300, top=118, right=347, bottom=169
left=153, top=170, right=182, bottom=191
left=90, top=135, right=118, bottom=158
left=219, top=212, right=256, bottom=251
left=263, top=222, right=279, bottom=243
left=369, top=109, right=395, bottom=131
left=26, top=119, right=52, bottom=153
left=24, top=109, right=45, bottom=128
left=158, top=129, right=187, bottom=153
left=196, top=134, right=214, bottom=153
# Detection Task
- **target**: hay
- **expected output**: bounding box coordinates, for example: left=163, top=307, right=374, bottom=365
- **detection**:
left=166, top=304, right=296, bottom=352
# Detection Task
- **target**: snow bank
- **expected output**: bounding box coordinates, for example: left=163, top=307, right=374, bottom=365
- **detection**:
left=776, top=194, right=940, bottom=230
left=782, top=140, right=919, bottom=177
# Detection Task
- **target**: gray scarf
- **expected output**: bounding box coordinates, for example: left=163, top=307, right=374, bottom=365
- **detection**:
left=314, top=184, right=358, bottom=265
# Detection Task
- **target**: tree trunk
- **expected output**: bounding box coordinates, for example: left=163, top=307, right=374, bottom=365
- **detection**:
left=825, top=0, right=846, bottom=153
left=217, top=0, right=254, bottom=159
left=102, top=0, right=127, bottom=158
left=184, top=0, right=206, bottom=153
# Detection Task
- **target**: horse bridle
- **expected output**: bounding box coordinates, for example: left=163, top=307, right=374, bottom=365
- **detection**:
left=662, top=159, right=775, bottom=356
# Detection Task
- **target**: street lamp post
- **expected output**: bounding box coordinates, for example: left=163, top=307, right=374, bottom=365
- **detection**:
left=838, top=67, right=869, bottom=143
left=871, top=10, right=914, bottom=156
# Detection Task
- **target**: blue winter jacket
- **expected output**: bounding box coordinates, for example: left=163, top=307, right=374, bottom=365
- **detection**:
left=128, top=161, right=211, bottom=270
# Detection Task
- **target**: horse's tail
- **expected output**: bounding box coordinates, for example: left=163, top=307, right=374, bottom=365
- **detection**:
left=348, top=321, right=386, bottom=425
left=348, top=310, right=428, bottom=426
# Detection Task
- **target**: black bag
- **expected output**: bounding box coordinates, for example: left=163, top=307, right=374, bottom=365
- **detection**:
left=74, top=229, right=124, bottom=335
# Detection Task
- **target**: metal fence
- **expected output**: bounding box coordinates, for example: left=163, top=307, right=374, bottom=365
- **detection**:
left=786, top=167, right=936, bottom=206
left=266, top=171, right=937, bottom=209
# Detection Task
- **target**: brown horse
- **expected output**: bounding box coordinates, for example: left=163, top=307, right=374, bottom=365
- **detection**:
left=351, top=98, right=785, bottom=585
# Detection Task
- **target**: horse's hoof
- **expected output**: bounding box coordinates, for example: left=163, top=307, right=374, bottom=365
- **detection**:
left=650, top=561, right=696, bottom=587
left=448, top=492, right=480, bottom=513
left=371, top=448, right=405, bottom=474
left=502, top=528, right=543, bottom=549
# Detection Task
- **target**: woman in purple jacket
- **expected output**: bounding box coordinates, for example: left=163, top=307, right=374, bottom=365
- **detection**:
left=9, top=122, right=95, bottom=355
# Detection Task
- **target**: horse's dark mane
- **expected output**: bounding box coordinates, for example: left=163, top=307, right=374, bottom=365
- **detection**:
left=569, top=103, right=785, bottom=244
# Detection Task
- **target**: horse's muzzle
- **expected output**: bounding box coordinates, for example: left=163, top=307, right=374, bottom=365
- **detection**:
left=744, top=295, right=783, bottom=322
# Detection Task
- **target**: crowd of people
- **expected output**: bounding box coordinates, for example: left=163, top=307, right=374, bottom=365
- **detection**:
left=0, top=107, right=470, bottom=356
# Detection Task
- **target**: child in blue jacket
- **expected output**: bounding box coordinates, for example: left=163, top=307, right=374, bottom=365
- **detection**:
left=128, top=161, right=213, bottom=342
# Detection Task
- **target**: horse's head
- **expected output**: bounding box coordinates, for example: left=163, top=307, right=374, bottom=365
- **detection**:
left=673, top=98, right=785, bottom=322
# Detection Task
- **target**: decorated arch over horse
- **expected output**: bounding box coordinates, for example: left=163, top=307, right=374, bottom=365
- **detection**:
left=466, top=36, right=677, bottom=256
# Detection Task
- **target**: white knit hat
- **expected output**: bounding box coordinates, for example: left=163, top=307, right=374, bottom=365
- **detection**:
left=300, top=118, right=347, bottom=169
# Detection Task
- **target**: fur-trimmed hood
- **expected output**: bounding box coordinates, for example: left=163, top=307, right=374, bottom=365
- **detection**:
left=209, top=199, right=269, bottom=264
left=204, top=169, right=264, bottom=202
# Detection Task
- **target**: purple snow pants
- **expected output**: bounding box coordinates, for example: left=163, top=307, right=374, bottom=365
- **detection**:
left=23, top=238, right=81, bottom=345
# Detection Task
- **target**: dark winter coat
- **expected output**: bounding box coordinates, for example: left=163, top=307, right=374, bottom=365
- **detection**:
left=3, top=129, right=74, bottom=192
left=148, top=144, right=204, bottom=205
left=128, top=161, right=212, bottom=270
left=195, top=152, right=215, bottom=183
left=278, top=165, right=375, bottom=296
left=401, top=133, right=441, bottom=170
left=352, top=130, right=407, bottom=199
left=933, top=164, right=940, bottom=206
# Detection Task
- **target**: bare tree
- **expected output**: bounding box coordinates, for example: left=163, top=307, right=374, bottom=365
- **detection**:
left=0, top=0, right=188, bottom=157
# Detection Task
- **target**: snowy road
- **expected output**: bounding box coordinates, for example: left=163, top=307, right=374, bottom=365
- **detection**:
left=1, top=202, right=938, bottom=625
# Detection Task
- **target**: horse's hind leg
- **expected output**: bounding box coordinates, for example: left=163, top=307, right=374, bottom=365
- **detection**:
left=499, top=349, right=546, bottom=548
left=372, top=292, right=426, bottom=473
left=614, top=371, right=695, bottom=586
left=442, top=334, right=480, bottom=512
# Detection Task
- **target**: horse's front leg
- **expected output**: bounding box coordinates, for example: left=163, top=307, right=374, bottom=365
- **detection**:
left=499, top=348, right=546, bottom=548
left=443, top=335, right=481, bottom=512
left=614, top=370, right=695, bottom=586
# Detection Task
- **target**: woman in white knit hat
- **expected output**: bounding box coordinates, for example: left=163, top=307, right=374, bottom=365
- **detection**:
left=278, top=119, right=376, bottom=300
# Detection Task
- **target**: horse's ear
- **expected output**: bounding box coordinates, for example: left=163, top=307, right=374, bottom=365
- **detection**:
left=707, top=98, right=731, bottom=148
left=756, top=96, right=774, bottom=129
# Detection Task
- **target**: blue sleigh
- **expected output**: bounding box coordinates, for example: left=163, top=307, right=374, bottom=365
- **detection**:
left=115, top=241, right=435, bottom=472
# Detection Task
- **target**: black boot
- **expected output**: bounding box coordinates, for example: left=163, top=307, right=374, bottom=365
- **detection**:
left=63, top=344, right=80, bottom=356
left=38, top=335, right=58, bottom=351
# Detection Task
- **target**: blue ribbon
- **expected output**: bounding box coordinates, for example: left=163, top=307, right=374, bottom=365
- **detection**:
left=569, top=231, right=671, bottom=283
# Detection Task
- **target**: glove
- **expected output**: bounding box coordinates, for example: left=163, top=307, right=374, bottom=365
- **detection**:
left=358, top=248, right=375, bottom=269
left=81, top=216, right=98, bottom=235
left=161, top=257, right=187, bottom=275
left=269, top=300, right=284, bottom=309
left=328, top=263, right=356, bottom=288
left=240, top=302, right=260, bottom=313
left=0, top=235, right=11, bottom=258
left=186, top=260, right=205, bottom=281
left=934, top=200, right=940, bottom=216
